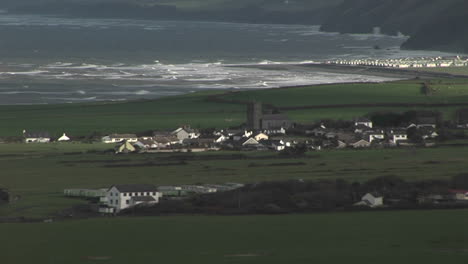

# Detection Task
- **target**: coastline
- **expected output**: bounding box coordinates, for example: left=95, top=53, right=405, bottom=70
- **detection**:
left=231, top=63, right=468, bottom=80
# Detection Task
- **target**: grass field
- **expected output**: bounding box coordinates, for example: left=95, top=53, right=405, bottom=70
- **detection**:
left=2, top=143, right=468, bottom=218
left=2, top=210, right=468, bottom=264
left=1, top=79, right=468, bottom=137
left=416, top=66, right=468, bottom=76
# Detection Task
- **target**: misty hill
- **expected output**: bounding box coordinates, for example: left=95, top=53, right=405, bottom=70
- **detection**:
left=4, top=0, right=468, bottom=53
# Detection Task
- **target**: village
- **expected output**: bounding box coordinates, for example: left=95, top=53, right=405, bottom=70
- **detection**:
left=14, top=102, right=468, bottom=216
left=22, top=102, right=451, bottom=154
left=325, top=56, right=468, bottom=69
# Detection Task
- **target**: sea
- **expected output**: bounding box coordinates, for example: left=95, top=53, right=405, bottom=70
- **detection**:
left=0, top=12, right=457, bottom=105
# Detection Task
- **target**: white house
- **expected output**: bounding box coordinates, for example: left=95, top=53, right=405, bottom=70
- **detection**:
left=100, top=184, right=162, bottom=213
left=253, top=132, right=269, bottom=141
left=23, top=130, right=51, bottom=143
left=355, top=193, right=384, bottom=207
left=57, top=133, right=71, bottom=142
left=388, top=130, right=408, bottom=144
left=102, top=134, right=138, bottom=144
left=355, top=117, right=373, bottom=128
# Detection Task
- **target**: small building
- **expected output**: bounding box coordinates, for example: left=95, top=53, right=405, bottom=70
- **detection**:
left=172, top=127, right=200, bottom=141
left=101, top=184, right=162, bottom=213
left=388, top=130, right=408, bottom=144
left=241, top=137, right=260, bottom=146
left=350, top=139, right=371, bottom=148
left=253, top=132, right=269, bottom=141
left=57, top=133, right=71, bottom=142
left=115, top=140, right=137, bottom=154
left=102, top=134, right=138, bottom=144
left=448, top=189, right=468, bottom=201
left=355, top=193, right=383, bottom=207
left=23, top=130, right=51, bottom=143
left=354, top=117, right=373, bottom=128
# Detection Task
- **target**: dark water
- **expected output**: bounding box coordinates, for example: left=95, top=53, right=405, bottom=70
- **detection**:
left=0, top=13, right=456, bottom=104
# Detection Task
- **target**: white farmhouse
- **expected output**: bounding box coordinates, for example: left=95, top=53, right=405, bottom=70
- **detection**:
left=354, top=117, right=373, bottom=128
left=388, top=130, right=408, bottom=144
left=102, top=134, right=138, bottom=144
left=23, top=130, right=51, bottom=143
left=100, top=184, right=162, bottom=213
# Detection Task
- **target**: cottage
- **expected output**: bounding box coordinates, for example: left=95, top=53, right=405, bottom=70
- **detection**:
left=350, top=139, right=371, bottom=148
left=171, top=127, right=200, bottom=141
left=115, top=140, right=137, bottom=154
left=102, top=134, right=138, bottom=144
left=355, top=193, right=383, bottom=207
left=57, top=133, right=71, bottom=142
left=253, top=132, right=269, bottom=141
left=261, top=140, right=286, bottom=151
left=101, top=184, right=161, bottom=213
left=153, top=135, right=180, bottom=148
left=23, top=130, right=51, bottom=143
left=388, top=130, right=408, bottom=144
left=354, top=117, right=373, bottom=128
left=366, top=131, right=385, bottom=143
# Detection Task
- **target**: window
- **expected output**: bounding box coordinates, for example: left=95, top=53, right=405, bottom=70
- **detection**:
left=151, top=192, right=155, bottom=195
left=126, top=200, right=129, bottom=205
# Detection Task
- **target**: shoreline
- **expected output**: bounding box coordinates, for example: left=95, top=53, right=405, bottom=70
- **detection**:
left=1, top=63, right=466, bottom=107
left=232, top=63, right=468, bottom=80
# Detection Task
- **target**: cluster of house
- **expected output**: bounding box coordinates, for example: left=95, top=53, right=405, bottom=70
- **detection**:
left=64, top=182, right=244, bottom=214
left=20, top=102, right=442, bottom=152
left=22, top=130, right=70, bottom=143
left=355, top=189, right=468, bottom=208
left=106, top=115, right=441, bottom=154
left=326, top=56, right=468, bottom=69
left=306, top=117, right=439, bottom=149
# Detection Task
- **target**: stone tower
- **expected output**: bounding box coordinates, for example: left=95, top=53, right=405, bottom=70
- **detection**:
left=247, top=102, right=262, bottom=130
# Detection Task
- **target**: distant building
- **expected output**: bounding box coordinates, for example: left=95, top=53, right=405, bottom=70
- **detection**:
left=57, top=133, right=71, bottom=142
left=23, top=130, right=51, bottom=143
left=102, top=134, right=138, bottom=144
left=115, top=140, right=137, bottom=154
left=171, top=127, right=200, bottom=141
left=100, top=184, right=161, bottom=213
left=354, top=117, right=373, bottom=128
left=246, top=102, right=292, bottom=130
left=247, top=102, right=262, bottom=130
left=355, top=193, right=383, bottom=207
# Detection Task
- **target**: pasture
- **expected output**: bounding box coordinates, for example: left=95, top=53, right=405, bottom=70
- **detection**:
left=1, top=210, right=468, bottom=264
left=1, top=79, right=468, bottom=137
left=2, top=143, right=468, bottom=218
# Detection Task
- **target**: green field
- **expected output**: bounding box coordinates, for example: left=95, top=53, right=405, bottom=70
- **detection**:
left=416, top=66, right=468, bottom=76
left=2, top=142, right=468, bottom=218
left=2, top=210, right=468, bottom=264
left=2, top=79, right=468, bottom=137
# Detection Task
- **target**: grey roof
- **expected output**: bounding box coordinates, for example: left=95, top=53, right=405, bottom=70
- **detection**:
left=132, top=196, right=156, bottom=202
left=262, top=114, right=290, bottom=121
left=355, top=117, right=372, bottom=122
left=111, top=184, right=157, bottom=192
left=109, top=134, right=137, bottom=138
left=23, top=131, right=50, bottom=138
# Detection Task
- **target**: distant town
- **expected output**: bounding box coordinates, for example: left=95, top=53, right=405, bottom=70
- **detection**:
left=325, top=56, right=468, bottom=69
